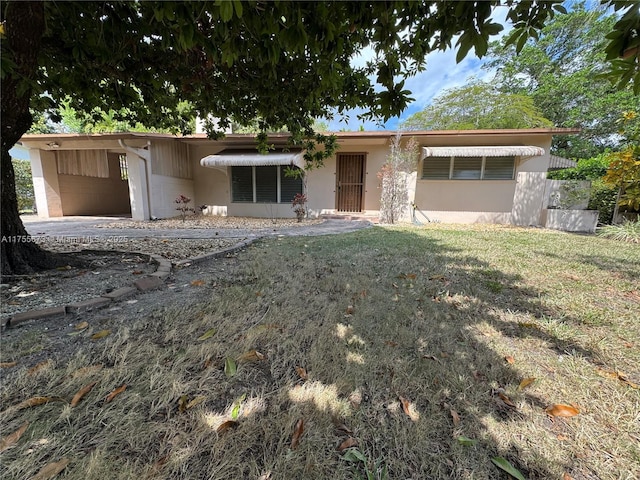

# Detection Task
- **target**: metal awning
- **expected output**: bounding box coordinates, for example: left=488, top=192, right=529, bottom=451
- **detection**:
left=200, top=150, right=305, bottom=169
left=422, top=146, right=545, bottom=158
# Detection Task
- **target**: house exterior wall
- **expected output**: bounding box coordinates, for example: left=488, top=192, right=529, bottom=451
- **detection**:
left=415, top=136, right=552, bottom=225
left=149, top=140, right=195, bottom=218
left=57, top=153, right=130, bottom=215
left=191, top=144, right=229, bottom=216
left=30, top=149, right=62, bottom=218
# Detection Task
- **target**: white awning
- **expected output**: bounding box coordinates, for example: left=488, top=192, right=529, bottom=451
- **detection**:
left=422, top=146, right=545, bottom=158
left=200, top=150, right=305, bottom=169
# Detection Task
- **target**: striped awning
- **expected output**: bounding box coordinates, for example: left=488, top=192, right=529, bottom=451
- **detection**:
left=200, top=150, right=305, bottom=169
left=422, top=146, right=545, bottom=158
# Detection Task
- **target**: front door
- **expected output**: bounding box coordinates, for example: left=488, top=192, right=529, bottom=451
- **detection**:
left=336, top=153, right=366, bottom=212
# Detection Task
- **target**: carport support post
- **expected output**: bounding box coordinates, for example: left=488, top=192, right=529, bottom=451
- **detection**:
left=125, top=152, right=150, bottom=221
left=29, top=148, right=62, bottom=218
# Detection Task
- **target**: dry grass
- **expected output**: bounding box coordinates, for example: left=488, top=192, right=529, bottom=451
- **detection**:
left=1, top=225, right=639, bottom=479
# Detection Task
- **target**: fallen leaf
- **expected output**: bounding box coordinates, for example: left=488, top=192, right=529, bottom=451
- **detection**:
left=132, top=270, right=143, bottom=275
left=197, top=328, right=216, bottom=341
left=456, top=436, right=477, bottom=446
left=333, top=422, right=353, bottom=436
left=31, top=458, right=69, bottom=480
left=0, top=361, right=17, bottom=368
left=202, top=357, right=213, bottom=370
left=290, top=418, right=304, bottom=450
left=385, top=341, right=398, bottom=347
left=190, top=279, right=205, bottom=287
left=0, top=422, right=28, bottom=452
left=224, top=357, right=237, bottom=378
left=295, top=366, right=308, bottom=380
left=30, top=457, right=70, bottom=480
left=498, top=392, right=517, bottom=408
left=237, top=350, right=265, bottom=363
left=105, top=384, right=127, bottom=403
left=14, top=396, right=62, bottom=411
left=398, top=395, right=419, bottom=421
left=70, top=381, right=97, bottom=407
left=56, top=265, right=72, bottom=271
left=337, top=437, right=358, bottom=452
left=504, top=355, right=515, bottom=364
left=422, top=355, right=439, bottom=362
left=518, top=377, right=536, bottom=391
left=74, top=321, right=89, bottom=330
left=178, top=395, right=188, bottom=413
left=563, top=472, right=574, bottom=480
left=230, top=394, right=246, bottom=420
left=28, top=360, right=52, bottom=375
left=399, top=396, right=411, bottom=416
left=545, top=404, right=579, bottom=417
left=345, top=305, right=354, bottom=315
left=617, top=373, right=639, bottom=389
left=91, top=329, right=111, bottom=340
left=216, top=420, right=238, bottom=434
left=491, top=457, right=526, bottom=480
left=450, top=409, right=461, bottom=426
left=186, top=395, right=206, bottom=410
left=557, top=434, right=569, bottom=441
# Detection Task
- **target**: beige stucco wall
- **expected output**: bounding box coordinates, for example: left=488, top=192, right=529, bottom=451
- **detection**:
left=58, top=154, right=130, bottom=216
left=414, top=136, right=552, bottom=225
left=191, top=141, right=391, bottom=218
left=148, top=140, right=195, bottom=218
left=30, top=149, right=63, bottom=218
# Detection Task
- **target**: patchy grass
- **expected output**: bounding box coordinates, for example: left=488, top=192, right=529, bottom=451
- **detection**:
left=1, top=225, right=639, bottom=479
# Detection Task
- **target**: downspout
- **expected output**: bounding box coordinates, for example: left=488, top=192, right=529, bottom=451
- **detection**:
left=118, top=139, right=153, bottom=219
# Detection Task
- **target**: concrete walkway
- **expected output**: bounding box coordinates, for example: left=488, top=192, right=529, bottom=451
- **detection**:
left=22, top=216, right=373, bottom=239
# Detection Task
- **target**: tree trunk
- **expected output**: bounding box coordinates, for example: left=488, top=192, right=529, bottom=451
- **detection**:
left=1, top=2, right=60, bottom=275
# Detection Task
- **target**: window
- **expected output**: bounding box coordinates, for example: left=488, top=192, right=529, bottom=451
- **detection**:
left=231, top=166, right=303, bottom=203
left=422, top=156, right=515, bottom=180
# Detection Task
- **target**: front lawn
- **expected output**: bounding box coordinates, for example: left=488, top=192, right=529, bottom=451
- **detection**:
left=1, top=225, right=638, bottom=479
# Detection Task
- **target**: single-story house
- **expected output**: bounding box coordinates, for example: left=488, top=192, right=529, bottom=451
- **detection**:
left=18, top=128, right=582, bottom=227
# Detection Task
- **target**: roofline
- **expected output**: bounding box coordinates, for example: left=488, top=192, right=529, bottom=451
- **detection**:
left=19, top=127, right=581, bottom=144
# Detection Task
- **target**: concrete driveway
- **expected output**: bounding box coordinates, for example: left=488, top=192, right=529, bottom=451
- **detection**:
left=21, top=215, right=372, bottom=239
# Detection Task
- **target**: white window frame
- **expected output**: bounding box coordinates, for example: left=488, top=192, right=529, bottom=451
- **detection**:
left=422, top=156, right=516, bottom=180
left=231, top=165, right=303, bottom=203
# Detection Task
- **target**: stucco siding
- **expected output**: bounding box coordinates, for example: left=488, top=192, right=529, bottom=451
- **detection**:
left=414, top=180, right=516, bottom=213
left=58, top=155, right=130, bottom=215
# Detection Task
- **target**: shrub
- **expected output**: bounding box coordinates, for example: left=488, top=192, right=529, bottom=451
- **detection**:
left=597, top=220, right=640, bottom=243
left=548, top=153, right=611, bottom=180
left=589, top=179, right=618, bottom=224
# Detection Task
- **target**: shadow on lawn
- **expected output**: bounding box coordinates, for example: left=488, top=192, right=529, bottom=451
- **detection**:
left=284, top=227, right=602, bottom=479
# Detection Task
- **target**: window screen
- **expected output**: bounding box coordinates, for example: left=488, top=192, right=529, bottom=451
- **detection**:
left=452, top=157, right=482, bottom=180
left=231, top=166, right=253, bottom=202
left=255, top=166, right=278, bottom=203
left=484, top=156, right=515, bottom=180
left=422, top=157, right=450, bottom=179
left=280, top=166, right=303, bottom=203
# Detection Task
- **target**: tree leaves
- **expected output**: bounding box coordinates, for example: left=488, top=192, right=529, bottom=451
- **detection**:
left=197, top=328, right=216, bottom=341
left=0, top=422, right=28, bottom=452
left=224, top=357, right=237, bottom=378
left=236, top=350, right=264, bottom=363
left=290, top=418, right=304, bottom=450
left=30, top=458, right=69, bottom=480
left=70, top=381, right=97, bottom=407
left=90, top=330, right=111, bottom=340
left=491, top=457, right=526, bottom=480
left=545, top=404, right=580, bottom=417
left=517, top=377, right=536, bottom=391
left=105, top=384, right=127, bottom=403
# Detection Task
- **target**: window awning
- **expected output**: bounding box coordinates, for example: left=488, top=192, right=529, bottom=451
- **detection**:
left=422, top=146, right=545, bottom=158
left=200, top=150, right=305, bottom=169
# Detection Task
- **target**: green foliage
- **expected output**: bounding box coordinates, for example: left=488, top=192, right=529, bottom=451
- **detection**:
left=401, top=79, right=552, bottom=131
left=547, top=154, right=612, bottom=180
left=589, top=179, right=618, bottom=224
left=597, top=219, right=640, bottom=243
left=486, top=3, right=640, bottom=159
left=12, top=159, right=35, bottom=212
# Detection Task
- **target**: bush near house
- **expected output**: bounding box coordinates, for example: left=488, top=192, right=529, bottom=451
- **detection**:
left=548, top=153, right=617, bottom=224
left=12, top=158, right=35, bottom=213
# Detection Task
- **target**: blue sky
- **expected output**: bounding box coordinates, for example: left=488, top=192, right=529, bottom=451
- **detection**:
left=327, top=7, right=511, bottom=132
